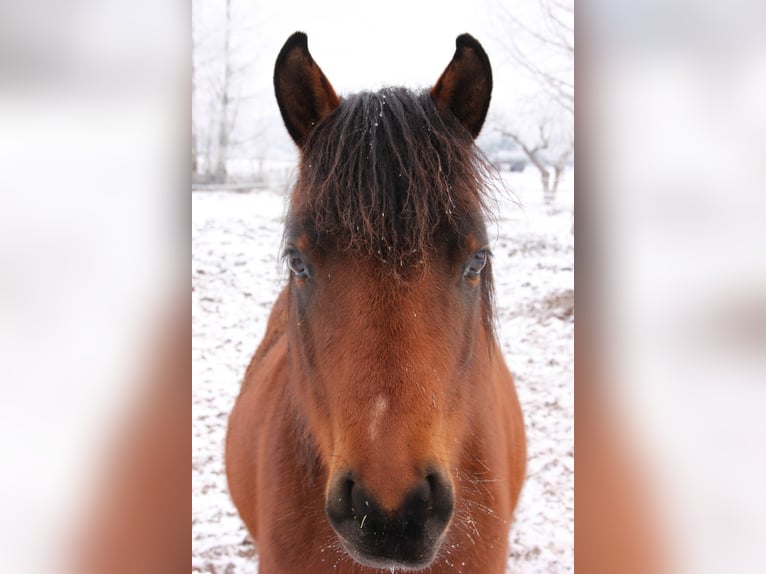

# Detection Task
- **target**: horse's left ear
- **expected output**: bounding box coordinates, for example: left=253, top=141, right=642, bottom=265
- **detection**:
left=430, top=34, right=493, bottom=139
left=274, top=32, right=340, bottom=147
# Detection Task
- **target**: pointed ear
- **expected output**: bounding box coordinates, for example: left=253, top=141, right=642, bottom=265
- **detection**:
left=274, top=32, right=340, bottom=147
left=430, top=34, right=493, bottom=138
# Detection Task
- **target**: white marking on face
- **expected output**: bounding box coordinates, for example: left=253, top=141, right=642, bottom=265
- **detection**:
left=368, top=395, right=388, bottom=441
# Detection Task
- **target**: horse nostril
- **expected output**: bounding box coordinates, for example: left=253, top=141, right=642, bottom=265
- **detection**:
left=326, top=475, right=356, bottom=525
left=415, top=479, right=431, bottom=504
left=423, top=470, right=454, bottom=522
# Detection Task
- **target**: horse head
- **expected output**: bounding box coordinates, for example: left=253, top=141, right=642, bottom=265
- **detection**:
left=274, top=32, right=496, bottom=569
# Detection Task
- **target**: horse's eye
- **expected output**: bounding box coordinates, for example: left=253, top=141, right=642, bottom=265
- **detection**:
left=464, top=249, right=488, bottom=279
left=286, top=249, right=309, bottom=280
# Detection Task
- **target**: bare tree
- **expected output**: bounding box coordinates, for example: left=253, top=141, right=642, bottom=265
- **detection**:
left=501, top=119, right=572, bottom=205
left=192, top=0, right=221, bottom=183
left=193, top=0, right=271, bottom=186
left=212, top=0, right=233, bottom=184
left=503, top=0, right=573, bottom=115
left=495, top=0, right=574, bottom=205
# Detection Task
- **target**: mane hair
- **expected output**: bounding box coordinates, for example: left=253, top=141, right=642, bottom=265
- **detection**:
left=287, top=87, right=500, bottom=336
left=290, top=88, right=498, bottom=258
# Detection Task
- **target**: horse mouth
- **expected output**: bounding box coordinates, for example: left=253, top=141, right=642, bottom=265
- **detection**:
left=333, top=529, right=445, bottom=570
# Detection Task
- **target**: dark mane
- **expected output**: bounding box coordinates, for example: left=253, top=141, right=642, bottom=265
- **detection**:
left=288, top=88, right=496, bottom=261
left=286, top=87, right=498, bottom=335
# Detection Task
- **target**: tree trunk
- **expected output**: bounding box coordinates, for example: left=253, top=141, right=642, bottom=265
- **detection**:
left=192, top=132, right=198, bottom=177
left=544, top=163, right=567, bottom=206
left=526, top=151, right=552, bottom=206
left=214, top=0, right=232, bottom=184
left=541, top=168, right=553, bottom=205
left=548, top=147, right=573, bottom=207
left=214, top=95, right=228, bottom=183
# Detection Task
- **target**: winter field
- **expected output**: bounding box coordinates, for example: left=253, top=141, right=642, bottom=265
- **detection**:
left=192, top=168, right=574, bottom=573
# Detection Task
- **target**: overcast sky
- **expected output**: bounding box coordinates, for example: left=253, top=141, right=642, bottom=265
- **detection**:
left=193, top=0, right=564, bottom=160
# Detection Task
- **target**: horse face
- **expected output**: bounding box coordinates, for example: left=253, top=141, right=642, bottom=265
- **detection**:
left=275, top=32, right=494, bottom=569
left=284, top=235, right=490, bottom=568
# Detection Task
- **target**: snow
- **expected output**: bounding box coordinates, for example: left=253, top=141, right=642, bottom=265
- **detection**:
left=192, top=168, right=573, bottom=573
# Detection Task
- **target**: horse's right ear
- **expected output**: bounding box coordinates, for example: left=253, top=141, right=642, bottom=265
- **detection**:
left=430, top=34, right=493, bottom=139
left=274, top=32, right=340, bottom=147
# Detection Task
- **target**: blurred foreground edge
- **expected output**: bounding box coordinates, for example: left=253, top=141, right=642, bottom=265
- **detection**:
left=575, top=354, right=668, bottom=574
left=72, top=305, right=190, bottom=574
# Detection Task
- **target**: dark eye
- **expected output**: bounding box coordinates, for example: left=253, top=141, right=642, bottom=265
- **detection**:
left=464, top=249, right=488, bottom=279
left=286, top=249, right=309, bottom=280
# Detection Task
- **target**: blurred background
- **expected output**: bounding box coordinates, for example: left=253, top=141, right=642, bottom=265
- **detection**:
left=0, top=0, right=764, bottom=572
left=0, top=1, right=187, bottom=572
left=583, top=1, right=766, bottom=572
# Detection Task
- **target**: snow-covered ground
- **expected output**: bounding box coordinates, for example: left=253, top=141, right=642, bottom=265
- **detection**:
left=192, top=168, right=573, bottom=573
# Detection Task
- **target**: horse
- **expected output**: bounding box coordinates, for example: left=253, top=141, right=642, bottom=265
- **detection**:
left=226, top=32, right=526, bottom=573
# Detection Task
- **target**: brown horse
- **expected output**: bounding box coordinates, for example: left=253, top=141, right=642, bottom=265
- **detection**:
left=226, top=32, right=525, bottom=573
